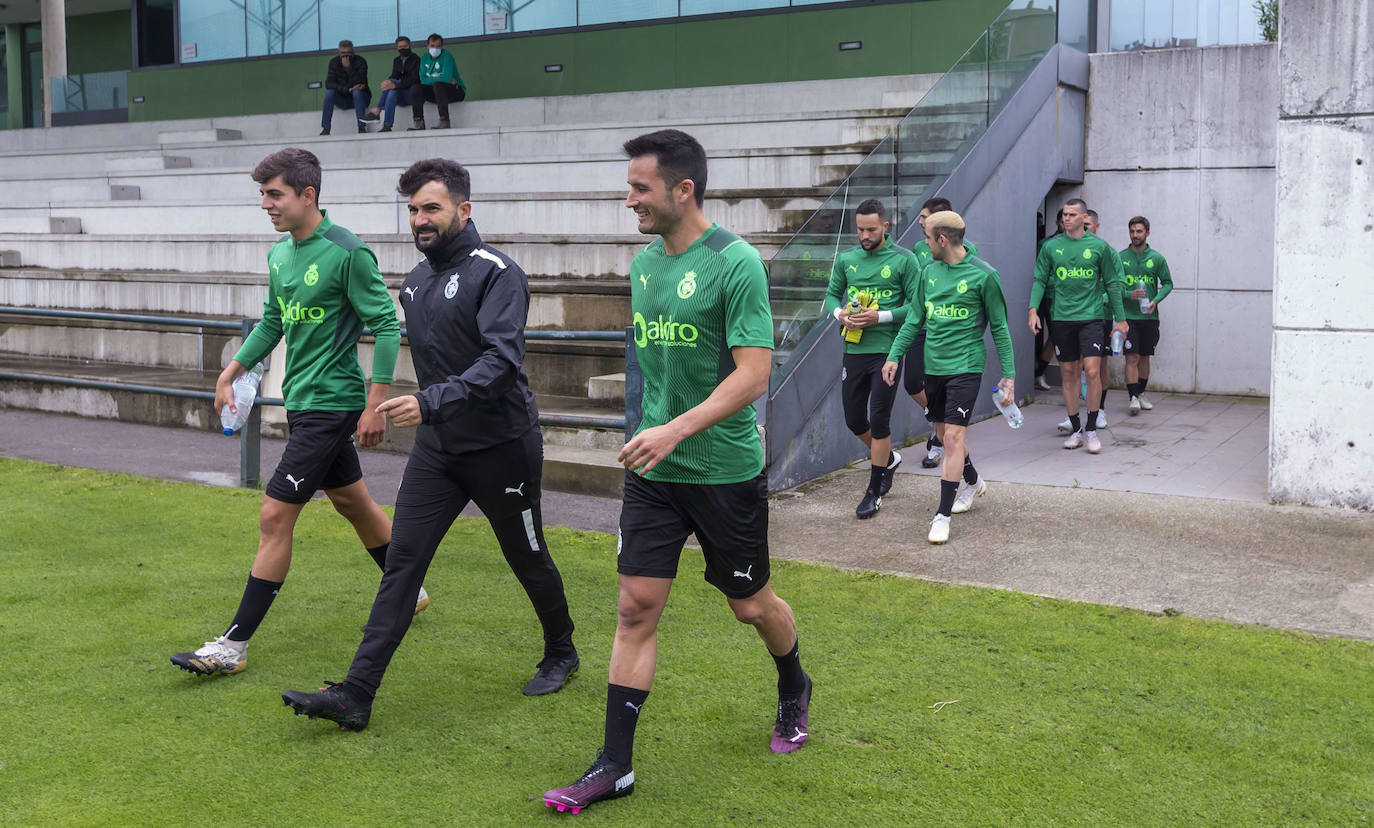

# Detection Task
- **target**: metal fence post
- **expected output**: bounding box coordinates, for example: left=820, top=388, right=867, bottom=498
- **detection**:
left=238, top=319, right=260, bottom=488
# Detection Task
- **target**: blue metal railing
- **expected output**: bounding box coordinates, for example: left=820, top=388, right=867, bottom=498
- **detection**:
left=0, top=306, right=626, bottom=487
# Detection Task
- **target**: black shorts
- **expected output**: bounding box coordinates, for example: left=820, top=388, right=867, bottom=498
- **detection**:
left=1125, top=319, right=1160, bottom=356
left=1051, top=320, right=1107, bottom=363
left=841, top=352, right=900, bottom=440
left=265, top=409, right=363, bottom=503
left=902, top=331, right=926, bottom=397
left=618, top=470, right=769, bottom=599
left=924, top=373, right=981, bottom=427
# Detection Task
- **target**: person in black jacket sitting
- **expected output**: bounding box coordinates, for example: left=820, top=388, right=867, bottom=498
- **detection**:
left=360, top=36, right=421, bottom=133
left=321, top=40, right=369, bottom=135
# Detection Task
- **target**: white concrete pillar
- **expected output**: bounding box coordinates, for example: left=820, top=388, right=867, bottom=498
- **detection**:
left=40, top=0, right=67, bottom=128
left=1270, top=0, right=1374, bottom=509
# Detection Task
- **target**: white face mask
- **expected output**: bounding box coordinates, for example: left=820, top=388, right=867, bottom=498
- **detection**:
left=428, top=47, right=441, bottom=58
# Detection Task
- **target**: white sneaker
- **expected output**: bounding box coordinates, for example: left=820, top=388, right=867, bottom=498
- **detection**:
left=928, top=514, right=951, bottom=544
left=1064, top=431, right=1084, bottom=450
left=1096, top=412, right=1108, bottom=429
left=1036, top=376, right=1052, bottom=390
left=1138, top=393, right=1153, bottom=410
left=1128, top=396, right=1141, bottom=415
left=1085, top=431, right=1102, bottom=454
left=951, top=477, right=987, bottom=514
left=1057, top=417, right=1073, bottom=434
left=415, top=586, right=431, bottom=616
left=171, top=635, right=246, bottom=676
left=923, top=443, right=944, bottom=469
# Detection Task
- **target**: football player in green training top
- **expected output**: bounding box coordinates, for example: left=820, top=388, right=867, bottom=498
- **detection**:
left=1119, top=215, right=1172, bottom=415
left=824, top=198, right=920, bottom=518
left=908, top=196, right=979, bottom=469
left=543, top=130, right=809, bottom=815
left=1028, top=198, right=1126, bottom=455
left=171, top=148, right=416, bottom=679
left=883, top=211, right=1014, bottom=545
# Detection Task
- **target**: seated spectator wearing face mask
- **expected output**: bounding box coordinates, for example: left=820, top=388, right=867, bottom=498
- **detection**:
left=321, top=40, right=370, bottom=136
left=361, top=36, right=421, bottom=133
left=409, top=34, right=465, bottom=131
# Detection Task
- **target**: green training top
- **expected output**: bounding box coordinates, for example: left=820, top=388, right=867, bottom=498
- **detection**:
left=1118, top=245, right=1174, bottom=320
left=1030, top=231, right=1125, bottom=322
left=913, top=238, right=978, bottom=271
left=630, top=224, right=774, bottom=485
left=888, top=253, right=1015, bottom=378
left=821, top=235, right=920, bottom=355
left=420, top=50, right=463, bottom=88
left=234, top=211, right=401, bottom=411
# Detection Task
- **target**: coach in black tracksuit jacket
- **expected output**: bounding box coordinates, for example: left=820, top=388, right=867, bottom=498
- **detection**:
left=336, top=164, right=578, bottom=709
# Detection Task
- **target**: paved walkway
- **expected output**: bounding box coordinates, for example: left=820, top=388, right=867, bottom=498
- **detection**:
left=3, top=397, right=1371, bottom=641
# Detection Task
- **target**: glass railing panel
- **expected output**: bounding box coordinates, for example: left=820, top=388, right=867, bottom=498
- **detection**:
left=988, top=0, right=1057, bottom=122
left=51, top=71, right=129, bottom=113
left=768, top=135, right=894, bottom=388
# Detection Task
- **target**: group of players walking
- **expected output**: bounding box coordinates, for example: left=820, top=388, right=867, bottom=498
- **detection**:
left=165, top=123, right=1170, bottom=814
left=828, top=196, right=1172, bottom=544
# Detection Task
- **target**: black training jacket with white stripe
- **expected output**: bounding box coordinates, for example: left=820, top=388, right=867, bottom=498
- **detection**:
left=399, top=219, right=540, bottom=455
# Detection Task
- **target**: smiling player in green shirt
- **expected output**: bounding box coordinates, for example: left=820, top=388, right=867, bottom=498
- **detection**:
left=1119, top=215, right=1173, bottom=415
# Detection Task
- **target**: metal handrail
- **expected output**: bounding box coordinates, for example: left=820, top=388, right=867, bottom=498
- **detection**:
left=0, top=306, right=627, bottom=487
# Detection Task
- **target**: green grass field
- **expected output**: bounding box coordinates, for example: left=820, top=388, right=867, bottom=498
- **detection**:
left=1, top=456, right=1371, bottom=826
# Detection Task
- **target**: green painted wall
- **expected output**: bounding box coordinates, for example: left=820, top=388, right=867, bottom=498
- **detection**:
left=67, top=11, right=131, bottom=76
left=129, top=0, right=1007, bottom=122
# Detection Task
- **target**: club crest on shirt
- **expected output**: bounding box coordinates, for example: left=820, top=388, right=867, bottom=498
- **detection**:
left=677, top=271, right=697, bottom=300
left=444, top=273, right=460, bottom=299
left=303, top=263, right=320, bottom=286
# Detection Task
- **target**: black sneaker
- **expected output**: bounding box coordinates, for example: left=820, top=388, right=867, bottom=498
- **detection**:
left=543, top=751, right=634, bottom=814
left=921, top=439, right=944, bottom=469
left=523, top=651, right=579, bottom=696
left=878, top=450, right=902, bottom=496
left=357, top=123, right=367, bottom=134
left=407, top=120, right=425, bottom=131
left=360, top=110, right=381, bottom=122
left=282, top=681, right=371, bottom=731
left=319, top=126, right=331, bottom=136
left=770, top=672, right=812, bottom=753
left=379, top=124, right=393, bottom=132
left=856, top=487, right=881, bottom=519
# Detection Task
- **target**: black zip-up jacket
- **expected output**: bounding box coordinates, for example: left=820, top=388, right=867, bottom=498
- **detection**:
left=325, top=54, right=369, bottom=95
left=400, top=220, right=540, bottom=455
left=387, top=52, right=421, bottom=90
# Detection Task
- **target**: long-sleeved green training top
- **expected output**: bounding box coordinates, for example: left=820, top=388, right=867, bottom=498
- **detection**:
left=1029, top=231, right=1125, bottom=322
left=887, top=253, right=1015, bottom=379
left=234, top=211, right=401, bottom=411
left=821, top=235, right=921, bottom=355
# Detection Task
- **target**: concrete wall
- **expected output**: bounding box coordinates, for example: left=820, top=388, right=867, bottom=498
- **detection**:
left=1078, top=43, right=1276, bottom=396
left=1269, top=0, right=1374, bottom=510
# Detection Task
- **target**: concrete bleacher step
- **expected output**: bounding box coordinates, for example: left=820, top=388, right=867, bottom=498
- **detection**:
left=46, top=184, right=140, bottom=203
left=0, top=232, right=788, bottom=279
left=587, top=373, right=626, bottom=406
left=0, top=353, right=627, bottom=497
left=105, top=156, right=191, bottom=173
left=0, top=216, right=81, bottom=234
left=157, top=128, right=243, bottom=144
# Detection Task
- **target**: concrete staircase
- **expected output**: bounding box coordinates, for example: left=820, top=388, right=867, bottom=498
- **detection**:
left=0, top=74, right=940, bottom=496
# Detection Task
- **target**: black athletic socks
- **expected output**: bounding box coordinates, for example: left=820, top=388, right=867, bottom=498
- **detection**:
left=937, top=479, right=959, bottom=516
left=1139, top=377, right=1149, bottom=393
left=962, top=455, right=978, bottom=485
left=772, top=639, right=806, bottom=697
left=928, top=436, right=943, bottom=450
left=1069, top=413, right=1082, bottom=434
left=224, top=574, right=283, bottom=643
left=604, top=684, right=650, bottom=767
left=1100, top=388, right=1108, bottom=409
left=366, top=542, right=389, bottom=570
left=1085, top=410, right=1099, bottom=432
left=1127, top=381, right=1144, bottom=397
left=868, top=465, right=884, bottom=495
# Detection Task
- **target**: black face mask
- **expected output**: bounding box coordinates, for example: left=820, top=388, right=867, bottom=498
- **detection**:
left=398, top=48, right=411, bottom=57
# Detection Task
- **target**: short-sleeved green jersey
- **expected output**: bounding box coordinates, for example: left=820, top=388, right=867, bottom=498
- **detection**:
left=630, top=224, right=773, bottom=485
left=888, top=253, right=1014, bottom=378
left=913, top=238, right=978, bottom=272
left=1118, top=245, right=1173, bottom=320
left=1030, top=231, right=1125, bottom=322
left=822, top=235, right=920, bottom=355
left=234, top=211, right=401, bottom=411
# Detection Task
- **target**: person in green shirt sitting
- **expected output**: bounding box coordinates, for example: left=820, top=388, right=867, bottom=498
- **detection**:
left=410, top=33, right=465, bottom=131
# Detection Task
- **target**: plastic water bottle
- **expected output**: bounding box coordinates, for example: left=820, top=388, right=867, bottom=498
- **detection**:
left=1080, top=371, right=1087, bottom=401
left=1139, top=294, right=1152, bottom=314
left=1110, top=329, right=1124, bottom=355
left=991, top=388, right=1023, bottom=429
left=220, top=362, right=265, bottom=435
